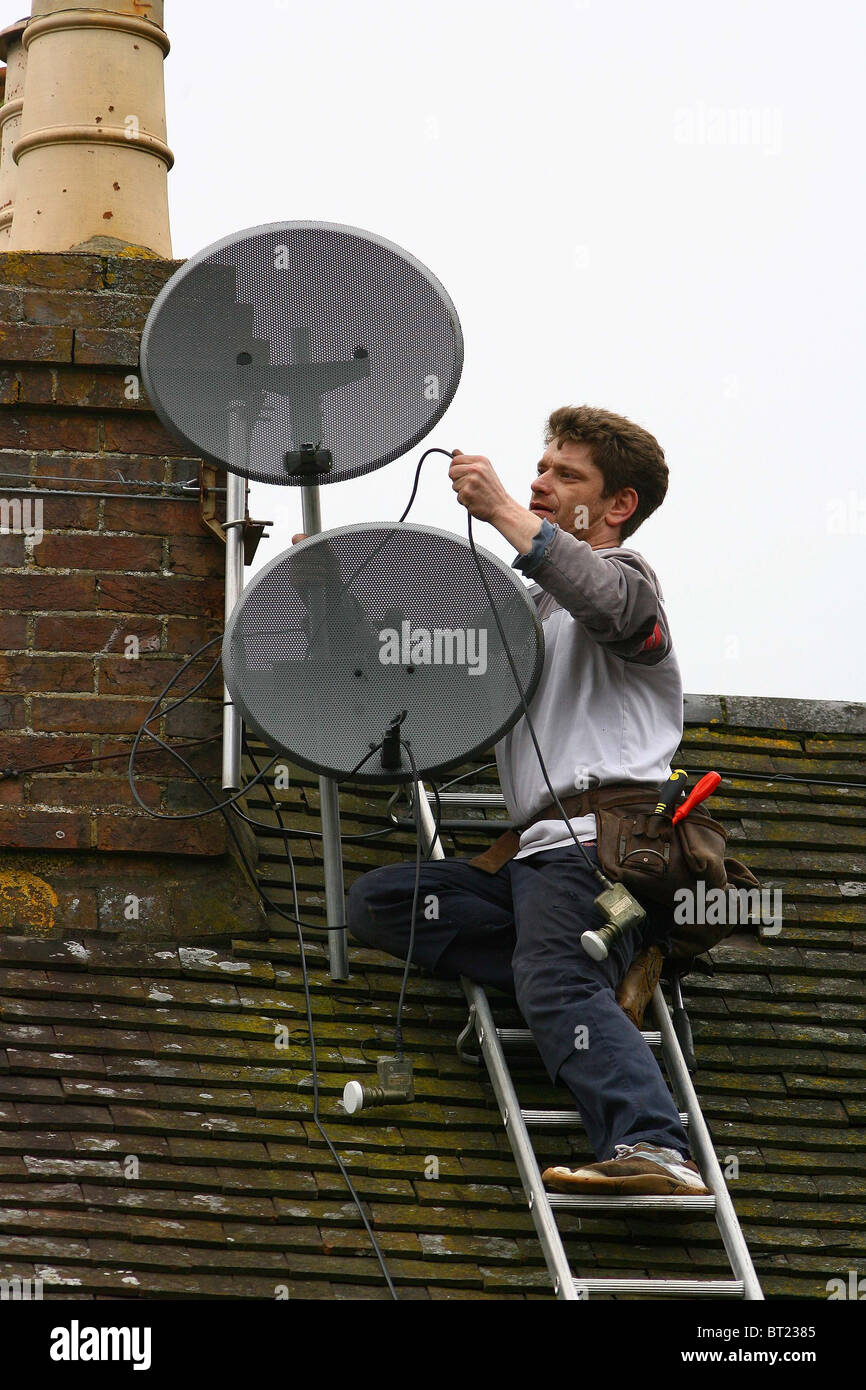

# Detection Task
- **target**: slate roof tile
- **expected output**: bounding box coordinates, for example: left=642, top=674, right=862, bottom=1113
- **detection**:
left=0, top=706, right=864, bottom=1298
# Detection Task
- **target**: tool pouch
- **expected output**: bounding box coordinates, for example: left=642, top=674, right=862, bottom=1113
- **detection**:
left=594, top=798, right=762, bottom=964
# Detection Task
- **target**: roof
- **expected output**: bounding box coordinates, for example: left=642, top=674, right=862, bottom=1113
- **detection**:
left=0, top=696, right=864, bottom=1299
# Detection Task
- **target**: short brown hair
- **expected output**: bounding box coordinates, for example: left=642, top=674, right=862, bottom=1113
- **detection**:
left=544, top=405, right=668, bottom=542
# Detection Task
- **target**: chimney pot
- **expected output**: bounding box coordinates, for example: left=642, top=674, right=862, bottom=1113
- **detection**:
left=8, top=1, right=172, bottom=255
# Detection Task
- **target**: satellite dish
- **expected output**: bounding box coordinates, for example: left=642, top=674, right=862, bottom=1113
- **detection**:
left=140, top=221, right=463, bottom=485
left=222, top=523, right=544, bottom=783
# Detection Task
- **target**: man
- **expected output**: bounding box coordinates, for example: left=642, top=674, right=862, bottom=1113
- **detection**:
left=347, top=404, right=709, bottom=1197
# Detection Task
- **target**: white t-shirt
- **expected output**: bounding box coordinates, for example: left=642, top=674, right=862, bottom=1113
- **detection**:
left=494, top=523, right=683, bottom=859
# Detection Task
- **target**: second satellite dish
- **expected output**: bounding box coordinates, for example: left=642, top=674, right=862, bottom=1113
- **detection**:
left=223, top=523, right=545, bottom=783
left=140, top=221, right=463, bottom=485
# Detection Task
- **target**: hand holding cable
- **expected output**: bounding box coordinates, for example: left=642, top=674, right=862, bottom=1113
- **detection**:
left=449, top=449, right=544, bottom=555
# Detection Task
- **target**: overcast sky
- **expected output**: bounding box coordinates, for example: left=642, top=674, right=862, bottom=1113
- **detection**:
left=12, top=0, right=864, bottom=701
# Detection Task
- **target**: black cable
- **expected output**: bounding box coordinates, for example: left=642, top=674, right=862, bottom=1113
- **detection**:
left=394, top=738, right=426, bottom=1059
left=115, top=438, right=865, bottom=1302
left=122, top=632, right=392, bottom=935
left=242, top=737, right=399, bottom=1298
left=236, top=747, right=405, bottom=843
left=398, top=446, right=441, bottom=522
left=126, top=722, right=403, bottom=1284
left=0, top=735, right=220, bottom=782
left=430, top=761, right=866, bottom=796
left=428, top=761, right=504, bottom=854
left=301, top=445, right=447, bottom=654
left=127, top=636, right=283, bottom=820
left=465, top=510, right=608, bottom=886
left=230, top=801, right=402, bottom=843
left=130, top=706, right=385, bottom=937
left=132, top=717, right=333, bottom=935
left=426, top=776, right=445, bottom=860
left=681, top=769, right=866, bottom=791
left=435, top=761, right=497, bottom=792
left=121, top=643, right=340, bottom=933
left=103, top=455, right=639, bottom=1302
left=401, top=446, right=606, bottom=877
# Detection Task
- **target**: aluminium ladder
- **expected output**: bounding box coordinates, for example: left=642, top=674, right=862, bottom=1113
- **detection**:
left=409, top=781, right=764, bottom=1302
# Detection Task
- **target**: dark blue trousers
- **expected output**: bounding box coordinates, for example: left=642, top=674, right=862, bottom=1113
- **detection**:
left=347, top=844, right=690, bottom=1162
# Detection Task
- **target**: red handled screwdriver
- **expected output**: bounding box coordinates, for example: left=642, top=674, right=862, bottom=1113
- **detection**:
left=672, top=771, right=722, bottom=824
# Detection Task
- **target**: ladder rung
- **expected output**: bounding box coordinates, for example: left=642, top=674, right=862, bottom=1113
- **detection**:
left=550, top=1193, right=715, bottom=1212
left=522, top=1108, right=689, bottom=1128
left=499, top=1027, right=661, bottom=1050
left=572, top=1277, right=744, bottom=1297
left=435, top=791, right=507, bottom=806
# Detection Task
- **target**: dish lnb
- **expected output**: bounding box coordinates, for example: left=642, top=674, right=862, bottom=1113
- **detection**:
left=342, top=1057, right=414, bottom=1114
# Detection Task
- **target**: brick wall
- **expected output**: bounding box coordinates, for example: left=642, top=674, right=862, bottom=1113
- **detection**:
left=0, top=251, right=264, bottom=939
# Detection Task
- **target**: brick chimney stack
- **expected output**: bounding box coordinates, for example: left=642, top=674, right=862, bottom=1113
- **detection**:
left=0, top=5, right=266, bottom=941
left=6, top=1, right=172, bottom=256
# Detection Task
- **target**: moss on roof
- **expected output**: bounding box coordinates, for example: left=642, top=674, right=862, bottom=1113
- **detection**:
left=0, top=703, right=864, bottom=1299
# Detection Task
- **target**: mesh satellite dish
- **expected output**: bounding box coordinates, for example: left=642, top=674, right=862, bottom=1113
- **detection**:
left=222, top=523, right=544, bottom=783
left=140, top=221, right=463, bottom=484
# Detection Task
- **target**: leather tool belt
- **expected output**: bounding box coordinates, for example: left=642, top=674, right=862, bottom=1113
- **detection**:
left=468, top=781, right=661, bottom=875
left=468, top=778, right=763, bottom=968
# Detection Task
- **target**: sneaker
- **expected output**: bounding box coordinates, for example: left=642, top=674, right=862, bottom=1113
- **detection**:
left=542, top=1142, right=711, bottom=1196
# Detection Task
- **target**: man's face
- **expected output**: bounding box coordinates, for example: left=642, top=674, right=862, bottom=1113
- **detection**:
left=529, top=438, right=617, bottom=542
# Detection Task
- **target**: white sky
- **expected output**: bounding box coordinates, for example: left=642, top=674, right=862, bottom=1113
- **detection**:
left=11, top=0, right=864, bottom=701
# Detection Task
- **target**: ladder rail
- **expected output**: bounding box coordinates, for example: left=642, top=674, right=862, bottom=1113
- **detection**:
left=412, top=777, right=763, bottom=1301
left=416, top=781, right=582, bottom=1296
left=461, top=978, right=581, bottom=1300
left=649, top=988, right=765, bottom=1300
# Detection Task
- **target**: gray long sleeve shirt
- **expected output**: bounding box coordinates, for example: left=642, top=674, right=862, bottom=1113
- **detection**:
left=494, top=519, right=683, bottom=858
